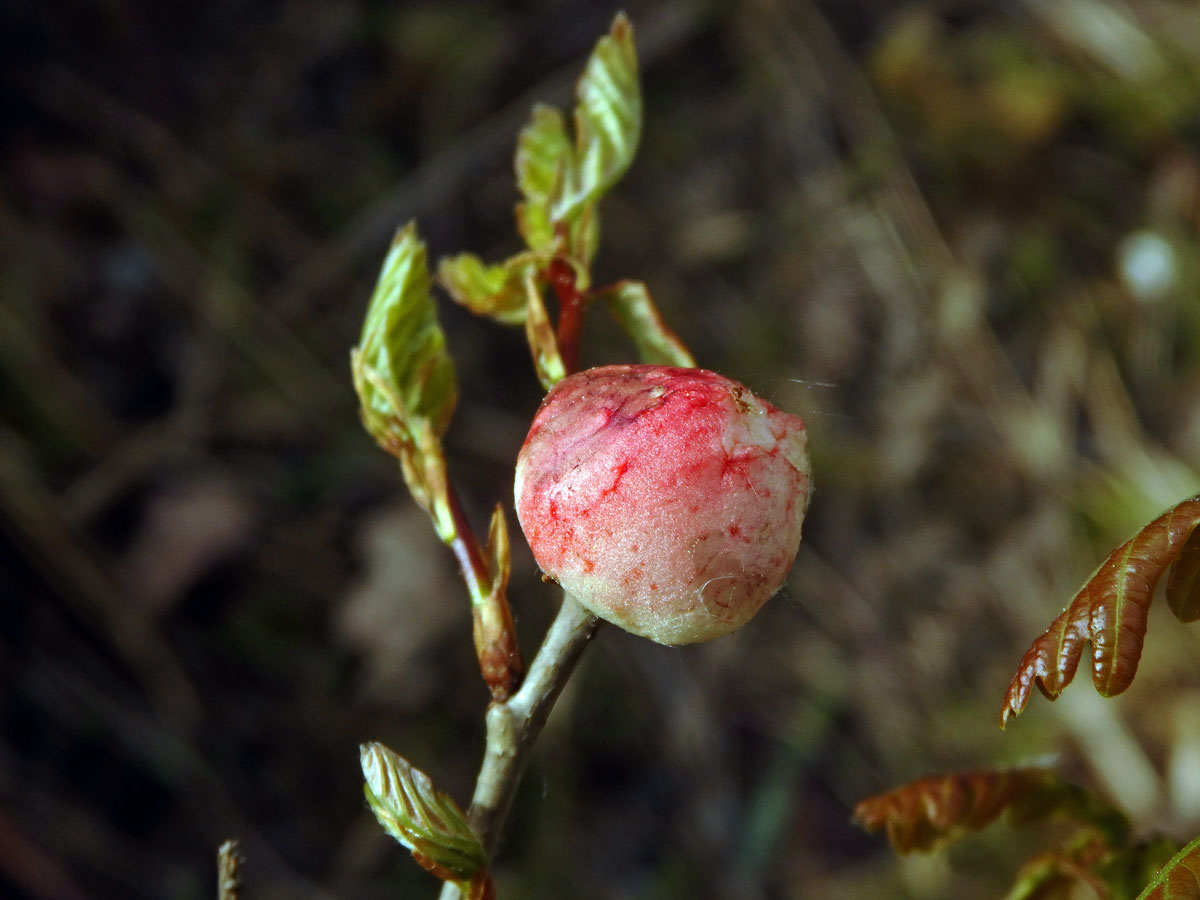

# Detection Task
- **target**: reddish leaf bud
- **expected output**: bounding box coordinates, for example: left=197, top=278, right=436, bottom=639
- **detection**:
left=514, top=365, right=811, bottom=644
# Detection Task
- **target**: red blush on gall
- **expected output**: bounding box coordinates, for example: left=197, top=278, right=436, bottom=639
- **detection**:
left=514, top=364, right=811, bottom=644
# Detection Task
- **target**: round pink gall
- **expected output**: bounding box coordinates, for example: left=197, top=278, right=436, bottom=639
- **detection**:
left=514, top=364, right=811, bottom=645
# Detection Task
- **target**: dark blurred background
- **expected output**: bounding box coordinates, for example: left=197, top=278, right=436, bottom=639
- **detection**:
left=4, top=0, right=1200, bottom=898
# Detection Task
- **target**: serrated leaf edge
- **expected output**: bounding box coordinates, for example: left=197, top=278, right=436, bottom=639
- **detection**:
left=1000, top=493, right=1200, bottom=727
left=854, top=767, right=1128, bottom=856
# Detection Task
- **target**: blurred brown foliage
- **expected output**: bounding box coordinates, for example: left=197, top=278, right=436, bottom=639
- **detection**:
left=3, top=1, right=1200, bottom=899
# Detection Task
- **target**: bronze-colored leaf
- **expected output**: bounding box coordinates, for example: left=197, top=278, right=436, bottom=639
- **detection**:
left=853, top=768, right=1128, bottom=855
left=1000, top=602, right=1090, bottom=728
left=1167, top=529, right=1200, bottom=622
left=1001, top=494, right=1200, bottom=727
left=1136, top=833, right=1200, bottom=900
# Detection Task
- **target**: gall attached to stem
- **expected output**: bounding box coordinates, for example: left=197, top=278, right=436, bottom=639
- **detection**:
left=515, top=364, right=811, bottom=644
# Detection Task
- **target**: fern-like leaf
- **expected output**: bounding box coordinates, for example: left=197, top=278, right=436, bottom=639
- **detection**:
left=853, top=768, right=1128, bottom=855
left=1001, top=494, right=1200, bottom=727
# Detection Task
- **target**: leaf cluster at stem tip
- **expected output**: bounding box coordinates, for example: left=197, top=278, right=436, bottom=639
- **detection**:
left=436, top=11, right=692, bottom=387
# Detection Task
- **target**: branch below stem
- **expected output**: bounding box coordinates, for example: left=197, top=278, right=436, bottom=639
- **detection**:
left=444, top=482, right=490, bottom=605
left=438, top=593, right=600, bottom=899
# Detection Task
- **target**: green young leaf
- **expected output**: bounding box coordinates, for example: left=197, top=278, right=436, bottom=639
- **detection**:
left=360, top=742, right=487, bottom=884
left=516, top=104, right=571, bottom=208
left=515, top=104, right=571, bottom=253
left=1136, top=833, right=1200, bottom=899
left=352, top=222, right=458, bottom=539
left=437, top=252, right=527, bottom=325
left=353, top=222, right=456, bottom=437
left=515, top=201, right=556, bottom=257
left=512, top=13, right=641, bottom=256
left=568, top=201, right=601, bottom=269
left=595, top=280, right=696, bottom=367
left=853, top=767, right=1128, bottom=855
left=1001, top=493, right=1200, bottom=726
left=553, top=12, right=641, bottom=224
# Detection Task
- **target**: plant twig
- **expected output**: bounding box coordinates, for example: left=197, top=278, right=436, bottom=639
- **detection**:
left=550, top=257, right=586, bottom=376
left=438, top=593, right=600, bottom=899
left=444, top=482, right=491, bottom=607
left=469, top=593, right=599, bottom=852
left=445, top=485, right=525, bottom=701
left=217, top=840, right=242, bottom=900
